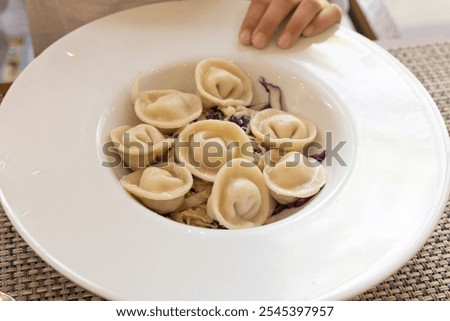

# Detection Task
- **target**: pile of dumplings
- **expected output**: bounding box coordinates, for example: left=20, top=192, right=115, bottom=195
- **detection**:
left=110, top=58, right=327, bottom=229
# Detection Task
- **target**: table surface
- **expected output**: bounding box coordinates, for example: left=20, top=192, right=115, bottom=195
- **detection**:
left=1, top=41, right=449, bottom=301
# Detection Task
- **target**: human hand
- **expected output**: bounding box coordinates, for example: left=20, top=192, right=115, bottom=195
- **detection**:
left=239, top=0, right=342, bottom=49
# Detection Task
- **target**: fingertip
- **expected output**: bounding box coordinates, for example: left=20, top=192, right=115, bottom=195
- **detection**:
left=252, top=32, right=268, bottom=49
left=330, top=4, right=343, bottom=22
left=240, top=29, right=252, bottom=45
left=277, top=32, right=293, bottom=49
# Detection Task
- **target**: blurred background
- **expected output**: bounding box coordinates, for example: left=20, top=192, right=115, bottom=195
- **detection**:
left=0, top=0, right=449, bottom=84
left=0, top=0, right=32, bottom=83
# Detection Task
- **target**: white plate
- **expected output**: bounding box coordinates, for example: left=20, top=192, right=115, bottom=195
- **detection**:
left=0, top=0, right=449, bottom=300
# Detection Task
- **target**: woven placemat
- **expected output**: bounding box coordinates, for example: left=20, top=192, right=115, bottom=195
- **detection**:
left=1, top=42, right=450, bottom=301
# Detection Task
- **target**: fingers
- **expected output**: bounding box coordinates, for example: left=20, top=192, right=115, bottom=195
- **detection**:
left=281, top=1, right=342, bottom=47
left=302, top=4, right=342, bottom=37
left=277, top=0, right=329, bottom=48
left=239, top=0, right=270, bottom=45
left=240, top=0, right=301, bottom=49
left=239, top=0, right=342, bottom=49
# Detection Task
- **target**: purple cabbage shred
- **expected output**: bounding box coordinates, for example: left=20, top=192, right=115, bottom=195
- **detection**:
left=229, top=114, right=251, bottom=131
left=310, top=150, right=326, bottom=163
left=259, top=76, right=282, bottom=110
left=205, top=107, right=223, bottom=120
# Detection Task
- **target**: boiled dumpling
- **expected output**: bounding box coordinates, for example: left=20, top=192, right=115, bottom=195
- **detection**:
left=120, top=162, right=193, bottom=214
left=195, top=58, right=253, bottom=108
left=135, top=89, right=202, bottom=133
left=207, top=158, right=272, bottom=229
left=263, top=151, right=326, bottom=204
left=250, top=109, right=317, bottom=152
left=110, top=124, right=174, bottom=171
left=176, top=119, right=254, bottom=182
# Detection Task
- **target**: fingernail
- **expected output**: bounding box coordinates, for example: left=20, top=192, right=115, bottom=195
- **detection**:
left=278, top=33, right=292, bottom=49
left=252, top=32, right=267, bottom=49
left=240, top=30, right=252, bottom=45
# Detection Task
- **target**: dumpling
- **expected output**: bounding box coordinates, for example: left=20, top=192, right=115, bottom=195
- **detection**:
left=134, top=89, right=203, bottom=133
left=263, top=151, right=326, bottom=204
left=120, top=162, right=193, bottom=214
left=110, top=124, right=174, bottom=171
left=207, top=158, right=272, bottom=229
left=176, top=120, right=254, bottom=182
left=195, top=58, right=253, bottom=108
left=250, top=108, right=317, bottom=152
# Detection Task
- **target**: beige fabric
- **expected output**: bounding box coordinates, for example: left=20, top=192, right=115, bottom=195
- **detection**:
left=25, top=0, right=179, bottom=55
